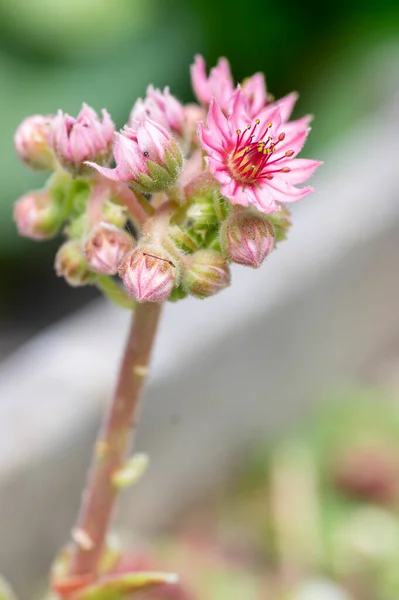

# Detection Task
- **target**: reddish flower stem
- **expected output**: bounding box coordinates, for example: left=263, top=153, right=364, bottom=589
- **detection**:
left=67, top=301, right=163, bottom=579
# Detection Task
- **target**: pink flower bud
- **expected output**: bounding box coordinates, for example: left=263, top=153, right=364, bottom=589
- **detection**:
left=183, top=250, right=231, bottom=298
left=220, top=209, right=275, bottom=268
left=55, top=240, right=93, bottom=287
left=119, top=245, right=178, bottom=303
left=129, top=85, right=185, bottom=138
left=85, top=223, right=133, bottom=275
left=13, top=190, right=62, bottom=240
left=14, top=115, right=55, bottom=171
left=88, top=118, right=183, bottom=194
left=50, top=104, right=115, bottom=175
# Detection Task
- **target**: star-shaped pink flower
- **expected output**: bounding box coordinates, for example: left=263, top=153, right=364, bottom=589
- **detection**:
left=198, top=88, right=321, bottom=214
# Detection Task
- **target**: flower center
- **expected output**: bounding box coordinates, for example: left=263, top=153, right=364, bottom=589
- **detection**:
left=227, top=119, right=294, bottom=184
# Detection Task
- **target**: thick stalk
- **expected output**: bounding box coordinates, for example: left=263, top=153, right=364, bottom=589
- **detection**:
left=68, top=302, right=163, bottom=578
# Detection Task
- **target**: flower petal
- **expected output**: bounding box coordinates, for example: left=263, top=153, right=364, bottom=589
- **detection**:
left=242, top=73, right=267, bottom=117
left=266, top=177, right=314, bottom=203
left=207, top=99, right=232, bottom=145
left=275, top=92, right=298, bottom=123
left=280, top=158, right=322, bottom=184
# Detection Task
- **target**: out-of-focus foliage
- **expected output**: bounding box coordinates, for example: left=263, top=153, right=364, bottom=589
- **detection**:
left=141, top=389, right=399, bottom=600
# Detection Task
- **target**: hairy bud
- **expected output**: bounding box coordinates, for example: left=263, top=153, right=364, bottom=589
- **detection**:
left=88, top=118, right=183, bottom=194
left=14, top=115, right=55, bottom=171
left=85, top=223, right=133, bottom=275
left=183, top=249, right=230, bottom=298
left=129, top=85, right=185, bottom=138
left=51, top=104, right=115, bottom=176
left=55, top=240, right=93, bottom=287
left=119, top=245, right=178, bottom=303
left=13, top=190, right=63, bottom=240
left=220, top=209, right=275, bottom=268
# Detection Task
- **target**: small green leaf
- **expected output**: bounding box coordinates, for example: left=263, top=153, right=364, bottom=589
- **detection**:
left=73, top=571, right=178, bottom=600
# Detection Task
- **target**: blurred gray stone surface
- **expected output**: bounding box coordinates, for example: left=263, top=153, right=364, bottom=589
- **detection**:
left=1, top=98, right=399, bottom=597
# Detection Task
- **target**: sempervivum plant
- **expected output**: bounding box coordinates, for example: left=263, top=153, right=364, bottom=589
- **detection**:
left=9, top=55, right=321, bottom=600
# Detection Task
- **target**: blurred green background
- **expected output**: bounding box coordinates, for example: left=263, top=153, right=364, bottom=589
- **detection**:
left=1, top=0, right=398, bottom=344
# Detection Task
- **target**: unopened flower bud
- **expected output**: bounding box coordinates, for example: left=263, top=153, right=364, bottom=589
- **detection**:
left=88, top=118, right=183, bottom=194
left=119, top=245, right=178, bottom=303
left=14, top=190, right=63, bottom=240
left=220, top=209, right=275, bottom=268
left=55, top=240, right=93, bottom=287
left=183, top=249, right=231, bottom=298
left=14, top=115, right=55, bottom=171
left=51, top=104, right=115, bottom=176
left=85, top=223, right=133, bottom=275
left=129, top=85, right=186, bottom=138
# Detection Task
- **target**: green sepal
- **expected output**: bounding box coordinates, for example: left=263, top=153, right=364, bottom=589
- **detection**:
left=146, top=161, right=174, bottom=190
left=203, top=226, right=222, bottom=252
left=168, top=284, right=189, bottom=303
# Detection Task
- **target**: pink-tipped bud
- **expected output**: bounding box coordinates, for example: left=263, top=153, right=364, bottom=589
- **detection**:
left=55, top=240, right=93, bottom=287
left=88, top=118, right=183, bottom=194
left=220, top=209, right=275, bottom=268
left=183, top=249, right=231, bottom=298
left=50, top=104, right=115, bottom=176
left=129, top=85, right=186, bottom=138
left=13, top=190, right=62, bottom=240
left=85, top=223, right=133, bottom=275
left=119, top=245, right=178, bottom=303
left=14, top=115, right=55, bottom=171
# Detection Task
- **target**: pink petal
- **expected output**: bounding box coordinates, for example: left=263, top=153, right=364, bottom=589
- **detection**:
left=198, top=123, right=225, bottom=158
left=78, top=103, right=98, bottom=121
left=221, top=179, right=250, bottom=207
left=246, top=186, right=278, bottom=214
left=242, top=73, right=267, bottom=117
left=275, top=92, right=298, bottom=123
left=229, top=87, right=251, bottom=130
left=280, top=159, right=322, bottom=184
left=191, top=55, right=210, bottom=105
left=85, top=162, right=121, bottom=181
left=207, top=99, right=232, bottom=144
left=273, top=127, right=310, bottom=159
left=266, top=178, right=314, bottom=203
left=254, top=105, right=282, bottom=141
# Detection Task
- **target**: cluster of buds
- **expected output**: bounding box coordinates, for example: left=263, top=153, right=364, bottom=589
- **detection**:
left=14, top=55, right=320, bottom=305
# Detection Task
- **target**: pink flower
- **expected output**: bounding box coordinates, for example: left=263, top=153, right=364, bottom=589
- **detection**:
left=129, top=86, right=185, bottom=137
left=191, top=55, right=308, bottom=125
left=84, top=223, right=134, bottom=275
left=88, top=118, right=183, bottom=193
left=119, top=246, right=178, bottom=303
left=198, top=89, right=321, bottom=214
left=50, top=104, right=115, bottom=175
left=14, top=115, right=56, bottom=171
